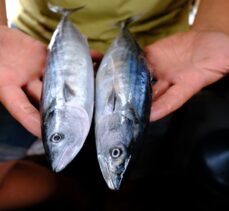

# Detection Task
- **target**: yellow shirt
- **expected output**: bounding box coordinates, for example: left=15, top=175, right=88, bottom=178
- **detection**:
left=14, top=0, right=191, bottom=53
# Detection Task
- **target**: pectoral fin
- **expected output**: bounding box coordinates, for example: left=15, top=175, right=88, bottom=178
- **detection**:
left=63, top=82, right=76, bottom=102
left=106, top=87, right=123, bottom=113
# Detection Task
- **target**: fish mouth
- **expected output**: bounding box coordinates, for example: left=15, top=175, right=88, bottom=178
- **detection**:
left=51, top=145, right=82, bottom=172
left=97, top=154, right=130, bottom=190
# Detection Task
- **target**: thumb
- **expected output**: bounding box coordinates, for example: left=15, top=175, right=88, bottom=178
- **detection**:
left=0, top=86, right=41, bottom=138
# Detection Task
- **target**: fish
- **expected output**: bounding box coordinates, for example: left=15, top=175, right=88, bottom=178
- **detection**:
left=40, top=5, right=94, bottom=172
left=95, top=18, right=152, bottom=190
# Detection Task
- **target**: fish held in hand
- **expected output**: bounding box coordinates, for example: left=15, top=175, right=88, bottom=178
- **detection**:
left=41, top=5, right=94, bottom=172
left=95, top=18, right=152, bottom=190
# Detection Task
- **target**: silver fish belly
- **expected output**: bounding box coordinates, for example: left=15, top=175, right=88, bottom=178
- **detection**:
left=95, top=25, right=152, bottom=190
left=41, top=14, right=94, bottom=172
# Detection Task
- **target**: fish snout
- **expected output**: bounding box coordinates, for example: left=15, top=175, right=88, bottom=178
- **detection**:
left=97, top=154, right=123, bottom=190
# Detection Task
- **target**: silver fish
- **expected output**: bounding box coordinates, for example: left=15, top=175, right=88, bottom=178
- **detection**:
left=95, top=19, right=152, bottom=190
left=40, top=6, right=94, bottom=172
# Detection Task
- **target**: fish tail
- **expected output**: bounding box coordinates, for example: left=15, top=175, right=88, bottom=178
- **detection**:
left=116, top=16, right=141, bottom=29
left=48, top=3, right=84, bottom=17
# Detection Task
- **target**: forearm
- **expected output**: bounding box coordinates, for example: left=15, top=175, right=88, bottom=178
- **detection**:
left=192, top=0, right=229, bottom=35
left=0, top=0, right=7, bottom=25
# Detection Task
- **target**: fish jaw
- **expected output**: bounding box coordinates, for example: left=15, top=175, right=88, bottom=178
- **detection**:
left=42, top=106, right=91, bottom=172
left=97, top=153, right=131, bottom=190
left=51, top=145, right=81, bottom=172
left=95, top=114, right=135, bottom=190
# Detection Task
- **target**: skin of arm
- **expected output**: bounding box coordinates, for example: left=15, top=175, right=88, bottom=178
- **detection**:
left=0, top=0, right=7, bottom=25
left=192, top=0, right=229, bottom=34
left=146, top=0, right=229, bottom=121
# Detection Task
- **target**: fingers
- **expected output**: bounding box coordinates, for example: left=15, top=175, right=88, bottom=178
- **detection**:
left=152, top=80, right=170, bottom=100
left=150, top=83, right=198, bottom=122
left=24, top=79, right=42, bottom=102
left=0, top=86, right=41, bottom=138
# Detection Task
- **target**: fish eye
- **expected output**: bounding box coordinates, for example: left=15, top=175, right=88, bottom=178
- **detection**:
left=50, top=133, right=64, bottom=143
left=110, top=147, right=122, bottom=159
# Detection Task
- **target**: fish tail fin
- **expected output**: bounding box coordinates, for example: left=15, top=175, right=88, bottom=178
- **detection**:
left=48, top=3, right=84, bottom=17
left=116, top=16, right=141, bottom=29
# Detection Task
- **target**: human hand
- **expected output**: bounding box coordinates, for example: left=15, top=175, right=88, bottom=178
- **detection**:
left=145, top=30, right=229, bottom=121
left=0, top=26, right=102, bottom=138
left=0, top=26, right=47, bottom=138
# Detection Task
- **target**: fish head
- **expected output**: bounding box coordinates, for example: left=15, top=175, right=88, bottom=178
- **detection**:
left=96, top=114, right=136, bottom=190
left=42, top=106, right=90, bottom=172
